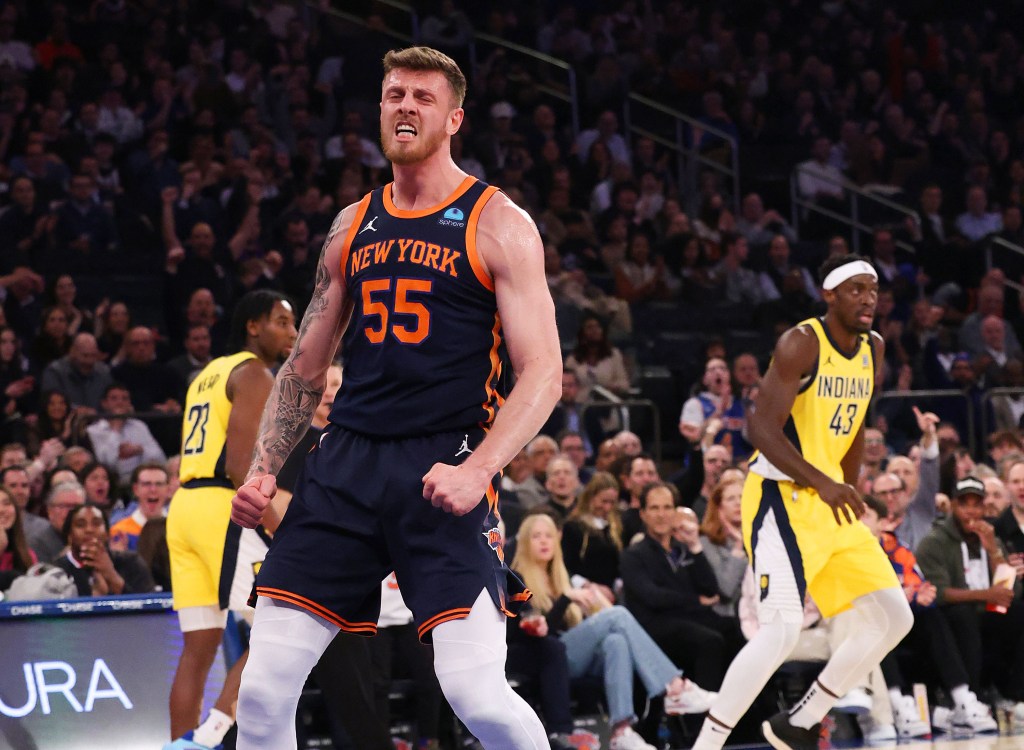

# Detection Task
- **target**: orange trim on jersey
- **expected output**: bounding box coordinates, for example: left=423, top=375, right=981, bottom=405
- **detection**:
left=486, top=482, right=499, bottom=514
left=465, top=185, right=500, bottom=291
left=339, top=193, right=372, bottom=282
left=382, top=176, right=476, bottom=219
left=256, top=587, right=378, bottom=634
left=511, top=590, right=532, bottom=602
left=479, top=313, right=503, bottom=427
left=417, top=608, right=473, bottom=640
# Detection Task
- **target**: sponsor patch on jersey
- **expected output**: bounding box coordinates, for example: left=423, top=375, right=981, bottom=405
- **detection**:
left=439, top=206, right=466, bottom=227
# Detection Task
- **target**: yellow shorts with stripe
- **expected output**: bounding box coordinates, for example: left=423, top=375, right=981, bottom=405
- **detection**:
left=741, top=473, right=898, bottom=620
left=166, top=483, right=269, bottom=612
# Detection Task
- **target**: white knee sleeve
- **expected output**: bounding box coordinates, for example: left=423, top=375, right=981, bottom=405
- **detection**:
left=710, top=614, right=802, bottom=728
left=432, top=590, right=549, bottom=749
left=236, top=598, right=338, bottom=750
left=819, top=586, right=912, bottom=696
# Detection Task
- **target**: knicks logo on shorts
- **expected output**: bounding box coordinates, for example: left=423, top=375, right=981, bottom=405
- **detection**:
left=483, top=526, right=504, bottom=562
left=760, top=574, right=770, bottom=601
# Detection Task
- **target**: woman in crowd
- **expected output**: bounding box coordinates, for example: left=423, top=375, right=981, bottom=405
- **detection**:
left=513, top=513, right=716, bottom=750
left=0, top=485, right=37, bottom=590
left=30, top=306, right=72, bottom=373
left=77, top=461, right=122, bottom=516
left=0, top=325, right=35, bottom=442
left=27, top=389, right=76, bottom=454
left=565, top=312, right=631, bottom=401
left=698, top=478, right=747, bottom=620
left=53, top=503, right=155, bottom=597
left=50, top=274, right=93, bottom=337
left=613, top=231, right=678, bottom=305
left=562, top=471, right=623, bottom=603
left=94, top=300, right=132, bottom=363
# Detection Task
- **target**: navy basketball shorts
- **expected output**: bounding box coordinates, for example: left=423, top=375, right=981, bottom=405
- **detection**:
left=253, top=425, right=530, bottom=642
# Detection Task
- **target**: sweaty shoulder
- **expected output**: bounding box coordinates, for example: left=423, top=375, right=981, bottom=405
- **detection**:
left=473, top=190, right=543, bottom=279
left=226, top=357, right=272, bottom=401
left=771, top=323, right=820, bottom=381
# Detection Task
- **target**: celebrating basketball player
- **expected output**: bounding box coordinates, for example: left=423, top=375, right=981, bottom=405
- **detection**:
left=230, top=46, right=561, bottom=749
left=691, top=255, right=913, bottom=750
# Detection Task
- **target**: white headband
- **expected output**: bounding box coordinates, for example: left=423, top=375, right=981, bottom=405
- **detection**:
left=822, top=260, right=878, bottom=291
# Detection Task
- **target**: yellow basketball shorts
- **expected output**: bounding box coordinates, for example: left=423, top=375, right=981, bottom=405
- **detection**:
left=166, top=484, right=270, bottom=611
left=741, top=473, right=899, bottom=620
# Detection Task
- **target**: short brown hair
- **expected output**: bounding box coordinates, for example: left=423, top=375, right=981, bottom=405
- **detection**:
left=383, top=46, right=467, bottom=106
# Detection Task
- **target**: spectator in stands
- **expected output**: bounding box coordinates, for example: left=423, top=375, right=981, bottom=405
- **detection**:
left=25, top=479, right=85, bottom=562
left=995, top=459, right=1024, bottom=594
left=0, top=176, right=54, bottom=265
left=565, top=312, right=631, bottom=402
left=620, top=483, right=729, bottom=691
left=54, top=502, right=156, bottom=596
left=796, top=136, right=845, bottom=219
left=698, top=478, right=746, bottom=617
left=0, top=482, right=36, bottom=589
left=77, top=461, right=119, bottom=516
left=26, top=389, right=77, bottom=455
left=110, top=462, right=170, bottom=551
left=956, top=185, right=1002, bottom=243
left=708, top=233, right=763, bottom=307
left=613, top=231, right=678, bottom=304
left=93, top=300, right=131, bottom=363
left=0, top=324, right=35, bottom=420
left=561, top=471, right=622, bottom=604
left=736, top=193, right=796, bottom=248
left=30, top=306, right=72, bottom=373
left=575, top=110, right=630, bottom=167
left=916, top=477, right=1022, bottom=723
left=758, top=235, right=819, bottom=303
left=49, top=275, right=91, bottom=338
left=85, top=382, right=166, bottom=484
left=51, top=172, right=118, bottom=271
left=538, top=454, right=582, bottom=525
left=875, top=407, right=941, bottom=551
left=167, top=324, right=212, bottom=389
left=513, top=512, right=715, bottom=750
left=111, top=326, right=184, bottom=414
left=518, top=435, right=558, bottom=510
left=40, top=331, right=112, bottom=411
left=679, top=358, right=749, bottom=459
left=618, top=452, right=660, bottom=543
left=958, top=283, right=1021, bottom=358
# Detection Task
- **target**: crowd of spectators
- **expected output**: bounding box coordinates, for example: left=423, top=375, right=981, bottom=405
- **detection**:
left=3, top=0, right=1024, bottom=747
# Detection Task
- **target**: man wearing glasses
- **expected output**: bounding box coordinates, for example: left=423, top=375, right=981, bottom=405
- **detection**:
left=109, top=463, right=170, bottom=551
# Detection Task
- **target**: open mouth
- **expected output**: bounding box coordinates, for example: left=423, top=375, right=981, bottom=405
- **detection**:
left=395, top=122, right=417, bottom=141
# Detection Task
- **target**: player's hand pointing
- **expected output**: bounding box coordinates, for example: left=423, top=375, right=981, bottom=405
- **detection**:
left=232, top=474, right=277, bottom=528
left=422, top=463, right=490, bottom=516
left=817, top=479, right=866, bottom=525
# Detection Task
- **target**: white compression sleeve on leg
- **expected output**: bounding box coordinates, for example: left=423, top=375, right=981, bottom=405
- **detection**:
left=817, top=587, right=913, bottom=698
left=236, top=597, right=339, bottom=750
left=432, top=589, right=550, bottom=750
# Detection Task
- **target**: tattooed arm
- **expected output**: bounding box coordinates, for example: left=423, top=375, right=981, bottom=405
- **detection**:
left=231, top=201, right=358, bottom=529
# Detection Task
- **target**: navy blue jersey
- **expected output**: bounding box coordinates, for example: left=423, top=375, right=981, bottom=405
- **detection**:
left=330, top=176, right=505, bottom=437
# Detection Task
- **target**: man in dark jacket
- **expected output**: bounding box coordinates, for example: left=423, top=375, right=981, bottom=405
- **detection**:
left=620, top=482, right=728, bottom=689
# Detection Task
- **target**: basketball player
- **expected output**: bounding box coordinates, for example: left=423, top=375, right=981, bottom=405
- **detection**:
left=165, top=290, right=296, bottom=749
left=230, top=46, right=562, bottom=750
left=691, top=255, right=913, bottom=750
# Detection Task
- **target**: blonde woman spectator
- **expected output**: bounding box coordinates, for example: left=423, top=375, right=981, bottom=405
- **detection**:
left=698, top=479, right=747, bottom=619
left=562, top=472, right=623, bottom=603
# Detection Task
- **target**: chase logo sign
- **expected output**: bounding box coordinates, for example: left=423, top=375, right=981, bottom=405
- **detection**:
left=438, top=206, right=466, bottom=227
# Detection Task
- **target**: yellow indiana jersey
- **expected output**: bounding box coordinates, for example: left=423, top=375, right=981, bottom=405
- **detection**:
left=178, top=351, right=258, bottom=485
left=749, top=317, right=875, bottom=484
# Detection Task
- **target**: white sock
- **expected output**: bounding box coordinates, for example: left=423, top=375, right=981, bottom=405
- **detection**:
left=789, top=680, right=839, bottom=729
left=951, top=684, right=972, bottom=706
left=693, top=716, right=732, bottom=750
left=889, top=688, right=903, bottom=707
left=193, top=708, right=234, bottom=747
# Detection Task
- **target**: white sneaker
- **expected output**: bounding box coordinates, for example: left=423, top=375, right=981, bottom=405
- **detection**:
left=892, top=694, right=931, bottom=738
left=664, top=679, right=717, bottom=715
left=932, top=706, right=952, bottom=733
left=1014, top=702, right=1024, bottom=725
left=857, top=715, right=897, bottom=745
left=954, top=692, right=998, bottom=733
left=834, top=687, right=873, bottom=715
left=608, top=726, right=657, bottom=750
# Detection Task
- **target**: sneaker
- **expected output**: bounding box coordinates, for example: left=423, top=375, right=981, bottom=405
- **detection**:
left=162, top=732, right=223, bottom=750
left=856, top=715, right=897, bottom=745
left=664, top=680, right=717, bottom=715
left=834, top=687, right=872, bottom=715
left=892, top=694, right=931, bottom=738
left=954, top=692, right=998, bottom=733
left=932, top=706, right=952, bottom=733
left=1014, top=702, right=1024, bottom=726
left=608, top=726, right=657, bottom=750
left=761, top=711, right=822, bottom=750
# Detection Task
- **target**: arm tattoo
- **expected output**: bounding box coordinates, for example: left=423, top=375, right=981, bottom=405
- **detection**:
left=247, top=210, right=346, bottom=478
